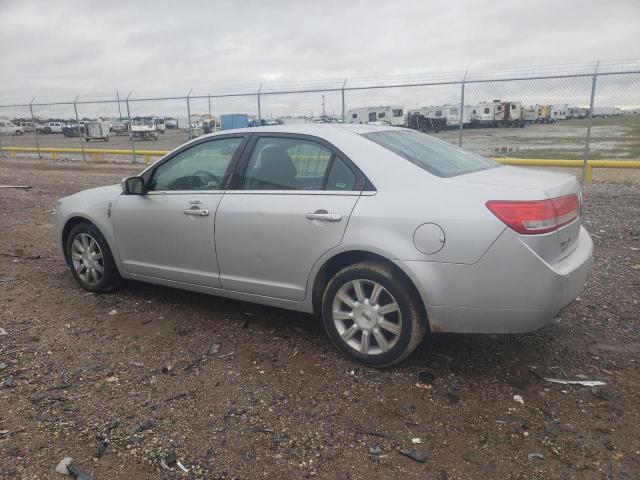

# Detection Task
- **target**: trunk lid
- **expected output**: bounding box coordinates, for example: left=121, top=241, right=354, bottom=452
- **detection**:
left=455, top=165, right=582, bottom=264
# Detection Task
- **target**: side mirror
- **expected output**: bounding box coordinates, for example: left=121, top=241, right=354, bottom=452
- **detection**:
left=121, top=176, right=145, bottom=195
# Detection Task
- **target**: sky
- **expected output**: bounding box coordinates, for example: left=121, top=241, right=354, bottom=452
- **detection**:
left=0, top=0, right=639, bottom=117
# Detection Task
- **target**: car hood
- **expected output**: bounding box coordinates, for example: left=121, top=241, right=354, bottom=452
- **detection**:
left=60, top=183, right=122, bottom=204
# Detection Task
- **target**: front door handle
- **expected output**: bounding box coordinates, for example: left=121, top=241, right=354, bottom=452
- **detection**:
left=183, top=208, right=210, bottom=216
left=305, top=212, right=342, bottom=222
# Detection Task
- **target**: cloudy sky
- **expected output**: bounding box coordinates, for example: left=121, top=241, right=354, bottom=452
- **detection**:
left=1, top=0, right=638, bottom=100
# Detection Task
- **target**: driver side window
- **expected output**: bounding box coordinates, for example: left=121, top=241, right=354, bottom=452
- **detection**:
left=148, top=137, right=242, bottom=191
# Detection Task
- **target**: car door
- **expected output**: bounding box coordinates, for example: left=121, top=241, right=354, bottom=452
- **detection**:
left=113, top=135, right=246, bottom=286
left=215, top=133, right=365, bottom=301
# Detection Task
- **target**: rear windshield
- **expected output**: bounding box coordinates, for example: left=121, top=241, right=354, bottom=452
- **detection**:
left=362, top=129, right=499, bottom=178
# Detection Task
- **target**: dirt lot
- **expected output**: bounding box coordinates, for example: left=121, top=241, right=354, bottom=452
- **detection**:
left=0, top=158, right=639, bottom=479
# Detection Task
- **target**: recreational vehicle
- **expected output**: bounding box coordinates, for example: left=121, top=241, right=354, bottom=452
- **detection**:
left=470, top=101, right=523, bottom=127
left=551, top=104, right=569, bottom=121
left=408, top=104, right=472, bottom=128
left=347, top=106, right=405, bottom=126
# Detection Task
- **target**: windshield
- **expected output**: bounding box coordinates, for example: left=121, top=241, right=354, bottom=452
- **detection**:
left=362, top=129, right=499, bottom=178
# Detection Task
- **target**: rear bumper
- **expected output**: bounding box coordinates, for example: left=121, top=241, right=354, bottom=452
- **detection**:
left=401, top=226, right=593, bottom=333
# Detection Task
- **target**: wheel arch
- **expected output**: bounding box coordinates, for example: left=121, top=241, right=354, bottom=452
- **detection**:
left=61, top=216, right=94, bottom=261
left=310, top=249, right=429, bottom=328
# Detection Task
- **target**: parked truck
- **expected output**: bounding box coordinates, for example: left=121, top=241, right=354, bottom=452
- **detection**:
left=0, top=120, right=24, bottom=136
left=129, top=117, right=160, bottom=140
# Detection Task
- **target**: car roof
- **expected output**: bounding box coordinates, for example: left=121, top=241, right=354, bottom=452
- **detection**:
left=210, top=123, right=403, bottom=137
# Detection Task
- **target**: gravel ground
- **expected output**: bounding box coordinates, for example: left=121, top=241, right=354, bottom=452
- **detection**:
left=0, top=158, right=639, bottom=479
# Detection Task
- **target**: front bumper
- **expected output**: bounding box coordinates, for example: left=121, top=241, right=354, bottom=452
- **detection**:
left=401, top=226, right=593, bottom=333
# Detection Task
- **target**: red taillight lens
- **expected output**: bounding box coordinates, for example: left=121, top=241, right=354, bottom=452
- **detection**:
left=486, top=194, right=580, bottom=235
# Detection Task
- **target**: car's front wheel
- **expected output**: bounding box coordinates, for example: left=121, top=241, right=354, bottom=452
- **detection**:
left=66, top=223, right=120, bottom=293
left=322, top=261, right=427, bottom=367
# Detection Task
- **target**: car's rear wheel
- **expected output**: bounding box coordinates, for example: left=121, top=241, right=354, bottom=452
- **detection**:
left=66, top=223, right=120, bottom=293
left=322, top=261, right=427, bottom=367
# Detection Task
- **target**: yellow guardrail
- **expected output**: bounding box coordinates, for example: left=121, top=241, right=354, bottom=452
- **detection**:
left=496, top=158, right=640, bottom=182
left=0, top=146, right=169, bottom=164
left=1, top=146, right=640, bottom=182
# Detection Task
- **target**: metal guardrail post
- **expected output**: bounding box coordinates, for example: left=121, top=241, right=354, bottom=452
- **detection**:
left=29, top=98, right=42, bottom=160
left=257, top=83, right=262, bottom=124
left=341, top=78, right=348, bottom=122
left=125, top=91, right=137, bottom=163
left=186, top=89, right=193, bottom=140
left=73, top=97, right=86, bottom=162
left=208, top=94, right=211, bottom=121
left=582, top=60, right=600, bottom=183
left=458, top=71, right=468, bottom=147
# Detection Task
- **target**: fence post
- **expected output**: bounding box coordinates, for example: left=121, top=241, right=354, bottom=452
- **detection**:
left=341, top=78, right=348, bottom=122
left=125, top=91, right=137, bottom=163
left=458, top=71, right=468, bottom=147
left=73, top=97, right=86, bottom=162
left=582, top=61, right=600, bottom=183
left=186, top=88, right=193, bottom=139
left=29, top=98, right=42, bottom=160
left=116, top=90, right=122, bottom=119
left=208, top=94, right=211, bottom=121
left=257, top=83, right=262, bottom=124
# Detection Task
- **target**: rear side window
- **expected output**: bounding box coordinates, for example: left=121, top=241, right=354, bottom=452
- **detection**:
left=326, top=158, right=356, bottom=190
left=242, top=137, right=332, bottom=190
left=241, top=137, right=359, bottom=191
left=362, top=129, right=498, bottom=178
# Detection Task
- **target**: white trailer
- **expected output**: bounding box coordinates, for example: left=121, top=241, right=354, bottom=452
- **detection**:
left=409, top=104, right=472, bottom=128
left=567, top=107, right=588, bottom=119
left=84, top=121, right=110, bottom=142
left=551, top=104, right=569, bottom=121
left=347, top=106, right=405, bottom=126
left=592, top=106, right=622, bottom=117
left=470, top=101, right=523, bottom=127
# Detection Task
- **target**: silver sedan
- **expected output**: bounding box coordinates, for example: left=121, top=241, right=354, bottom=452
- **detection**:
left=55, top=125, right=592, bottom=366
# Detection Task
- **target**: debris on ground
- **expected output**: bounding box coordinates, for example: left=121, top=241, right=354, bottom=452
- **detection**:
left=416, top=371, right=435, bottom=389
left=108, top=309, right=117, bottom=316
left=207, top=344, right=221, bottom=355
left=95, top=440, right=109, bottom=459
left=0, top=327, right=7, bottom=336
left=411, top=437, right=422, bottom=444
left=528, top=453, right=544, bottom=460
left=136, top=419, right=155, bottom=432
left=513, top=395, right=524, bottom=404
left=0, top=185, right=32, bottom=189
left=369, top=445, right=383, bottom=456
left=55, top=457, right=74, bottom=474
left=399, top=447, right=427, bottom=463
left=543, top=378, right=606, bottom=387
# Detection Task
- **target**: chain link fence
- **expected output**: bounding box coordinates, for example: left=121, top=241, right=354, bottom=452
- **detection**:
left=1, top=59, right=639, bottom=176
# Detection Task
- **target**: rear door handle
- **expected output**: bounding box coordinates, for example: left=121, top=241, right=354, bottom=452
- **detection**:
left=183, top=208, right=210, bottom=216
left=305, top=212, right=342, bottom=222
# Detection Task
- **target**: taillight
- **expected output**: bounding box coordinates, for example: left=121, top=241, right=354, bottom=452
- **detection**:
left=486, top=194, right=580, bottom=235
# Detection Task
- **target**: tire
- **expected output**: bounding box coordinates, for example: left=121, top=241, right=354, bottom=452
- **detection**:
left=322, top=261, right=427, bottom=367
left=15, top=130, right=23, bottom=136
left=66, top=222, right=121, bottom=293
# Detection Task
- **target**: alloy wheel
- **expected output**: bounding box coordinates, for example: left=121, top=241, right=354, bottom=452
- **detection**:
left=70, top=232, right=104, bottom=286
left=332, top=279, right=402, bottom=355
